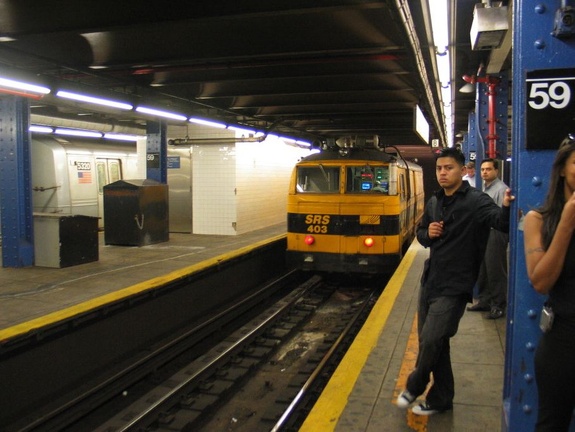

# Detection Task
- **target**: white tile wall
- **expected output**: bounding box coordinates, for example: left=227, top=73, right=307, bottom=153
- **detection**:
left=191, top=125, right=237, bottom=235
left=182, top=123, right=311, bottom=236
left=235, top=137, right=310, bottom=234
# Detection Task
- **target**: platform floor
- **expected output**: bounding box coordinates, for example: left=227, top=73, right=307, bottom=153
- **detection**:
left=300, top=240, right=507, bottom=432
left=0, top=223, right=286, bottom=332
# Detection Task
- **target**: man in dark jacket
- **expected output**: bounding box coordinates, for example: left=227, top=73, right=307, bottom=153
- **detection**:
left=396, top=147, right=513, bottom=416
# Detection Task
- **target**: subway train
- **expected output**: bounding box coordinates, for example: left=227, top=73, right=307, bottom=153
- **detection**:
left=30, top=136, right=194, bottom=232
left=286, top=141, right=424, bottom=274
left=31, top=136, right=141, bottom=228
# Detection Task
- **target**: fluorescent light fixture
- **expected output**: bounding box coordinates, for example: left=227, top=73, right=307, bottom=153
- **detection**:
left=103, top=133, right=141, bottom=141
left=296, top=140, right=311, bottom=147
left=136, top=106, right=187, bottom=121
left=29, top=125, right=53, bottom=133
left=57, top=90, right=133, bottom=110
left=55, top=128, right=103, bottom=138
left=0, top=77, right=50, bottom=95
left=436, top=54, right=451, bottom=88
left=429, top=0, right=453, bottom=147
left=430, top=2, right=449, bottom=53
left=189, top=117, right=227, bottom=129
left=227, top=125, right=255, bottom=134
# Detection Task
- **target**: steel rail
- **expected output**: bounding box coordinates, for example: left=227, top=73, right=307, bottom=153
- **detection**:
left=108, top=274, right=323, bottom=431
left=269, top=289, right=378, bottom=432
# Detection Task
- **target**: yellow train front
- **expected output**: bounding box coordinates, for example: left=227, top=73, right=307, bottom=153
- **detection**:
left=286, top=146, right=424, bottom=274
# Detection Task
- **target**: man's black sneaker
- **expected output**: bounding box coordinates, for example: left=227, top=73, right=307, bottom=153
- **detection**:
left=487, top=307, right=504, bottom=319
left=411, top=401, right=452, bottom=416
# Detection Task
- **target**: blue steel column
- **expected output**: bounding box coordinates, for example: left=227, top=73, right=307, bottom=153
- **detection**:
left=464, top=111, right=479, bottom=166
left=146, top=121, right=167, bottom=183
left=0, top=96, right=34, bottom=267
left=505, top=1, right=575, bottom=431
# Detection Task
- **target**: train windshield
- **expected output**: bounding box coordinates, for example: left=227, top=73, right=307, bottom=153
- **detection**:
left=346, top=165, right=389, bottom=194
left=296, top=165, right=340, bottom=193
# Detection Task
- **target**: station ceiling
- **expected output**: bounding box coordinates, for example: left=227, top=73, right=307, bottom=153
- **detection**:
left=0, top=1, right=509, bottom=148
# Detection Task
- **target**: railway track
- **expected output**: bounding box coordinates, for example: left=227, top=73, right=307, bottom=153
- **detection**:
left=14, top=271, right=384, bottom=432
left=104, top=275, right=380, bottom=432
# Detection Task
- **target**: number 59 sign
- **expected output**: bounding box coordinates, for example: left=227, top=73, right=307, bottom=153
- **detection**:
left=526, top=68, right=575, bottom=150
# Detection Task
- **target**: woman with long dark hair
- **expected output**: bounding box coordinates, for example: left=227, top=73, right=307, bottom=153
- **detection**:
left=523, top=134, right=575, bottom=431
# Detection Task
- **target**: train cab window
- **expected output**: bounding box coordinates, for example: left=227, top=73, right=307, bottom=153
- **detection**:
left=346, top=165, right=389, bottom=194
left=296, top=165, right=340, bottom=193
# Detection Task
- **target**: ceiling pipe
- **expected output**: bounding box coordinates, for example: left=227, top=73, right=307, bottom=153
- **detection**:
left=168, top=135, right=266, bottom=145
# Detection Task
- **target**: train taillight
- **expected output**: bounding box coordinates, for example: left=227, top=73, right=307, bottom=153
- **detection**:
left=363, top=237, right=374, bottom=247
left=304, top=235, right=315, bottom=245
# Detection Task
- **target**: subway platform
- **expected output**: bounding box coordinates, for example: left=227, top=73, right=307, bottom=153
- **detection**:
left=300, top=240, right=507, bottom=432
left=0, top=223, right=286, bottom=336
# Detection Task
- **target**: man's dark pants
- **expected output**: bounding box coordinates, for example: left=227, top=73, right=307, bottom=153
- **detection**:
left=406, top=289, right=467, bottom=408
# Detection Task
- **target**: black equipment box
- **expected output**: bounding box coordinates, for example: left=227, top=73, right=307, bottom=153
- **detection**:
left=34, top=214, right=99, bottom=268
left=103, top=179, right=169, bottom=246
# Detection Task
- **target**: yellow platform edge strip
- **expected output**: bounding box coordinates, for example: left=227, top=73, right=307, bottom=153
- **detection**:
left=299, top=242, right=419, bottom=432
left=0, top=234, right=286, bottom=342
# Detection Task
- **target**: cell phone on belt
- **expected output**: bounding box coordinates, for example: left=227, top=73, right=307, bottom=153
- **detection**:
left=539, top=305, right=554, bottom=333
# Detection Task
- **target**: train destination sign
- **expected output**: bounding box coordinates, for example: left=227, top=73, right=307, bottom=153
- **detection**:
left=526, top=68, right=575, bottom=150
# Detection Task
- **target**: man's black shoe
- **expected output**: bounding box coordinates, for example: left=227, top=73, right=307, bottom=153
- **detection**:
left=411, top=401, right=453, bottom=416
left=487, top=307, right=504, bottom=320
left=467, top=303, right=490, bottom=312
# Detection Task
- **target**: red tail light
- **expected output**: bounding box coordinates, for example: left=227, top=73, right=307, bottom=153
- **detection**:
left=304, top=235, right=315, bottom=245
left=364, top=237, right=374, bottom=247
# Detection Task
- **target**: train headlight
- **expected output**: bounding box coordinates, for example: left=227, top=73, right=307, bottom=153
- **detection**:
left=304, top=235, right=315, bottom=245
left=363, top=237, right=374, bottom=247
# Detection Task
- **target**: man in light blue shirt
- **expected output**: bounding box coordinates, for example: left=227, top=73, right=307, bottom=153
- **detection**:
left=467, top=158, right=509, bottom=318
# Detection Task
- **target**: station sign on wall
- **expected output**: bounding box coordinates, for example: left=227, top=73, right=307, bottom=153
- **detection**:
left=526, top=68, right=575, bottom=150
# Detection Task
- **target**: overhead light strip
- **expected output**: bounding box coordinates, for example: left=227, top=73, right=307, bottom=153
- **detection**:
left=56, top=90, right=133, bottom=110
left=0, top=75, right=311, bottom=145
left=0, top=77, right=50, bottom=95
left=395, top=1, right=447, bottom=147
left=54, top=128, right=103, bottom=138
left=30, top=124, right=142, bottom=141
left=189, top=117, right=227, bottom=128
left=103, top=133, right=142, bottom=141
left=136, top=106, right=187, bottom=121
left=29, top=125, right=53, bottom=133
left=429, top=0, right=453, bottom=147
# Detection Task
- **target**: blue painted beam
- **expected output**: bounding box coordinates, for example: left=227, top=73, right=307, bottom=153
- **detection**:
left=0, top=96, right=34, bottom=267
left=146, top=121, right=167, bottom=183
